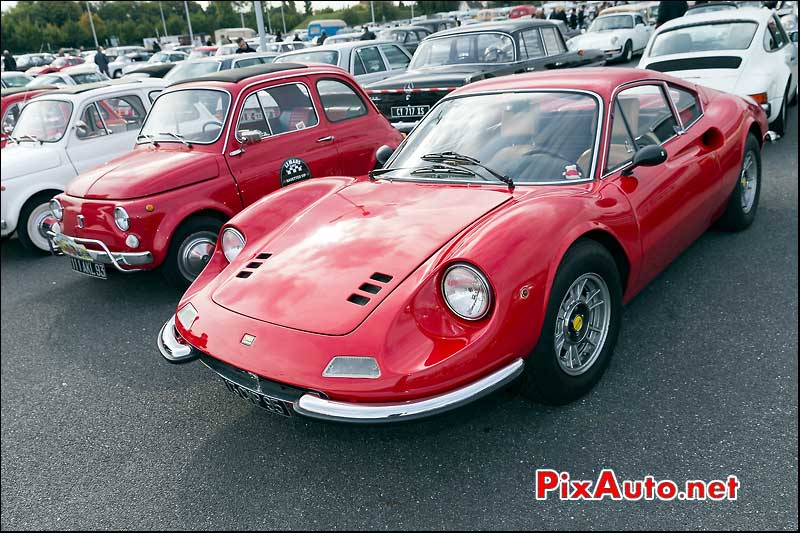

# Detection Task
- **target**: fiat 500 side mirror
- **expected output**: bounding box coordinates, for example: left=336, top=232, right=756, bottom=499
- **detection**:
left=74, top=119, right=88, bottom=137
left=621, top=145, right=667, bottom=176
left=375, top=144, right=395, bottom=167
left=229, top=129, right=262, bottom=156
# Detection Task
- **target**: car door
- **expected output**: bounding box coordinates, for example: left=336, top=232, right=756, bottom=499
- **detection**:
left=604, top=82, right=721, bottom=287
left=351, top=45, right=391, bottom=85
left=66, top=93, right=147, bottom=174
left=224, top=78, right=340, bottom=206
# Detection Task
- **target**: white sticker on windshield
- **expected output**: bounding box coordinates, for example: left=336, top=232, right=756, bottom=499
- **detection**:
left=563, top=165, right=582, bottom=180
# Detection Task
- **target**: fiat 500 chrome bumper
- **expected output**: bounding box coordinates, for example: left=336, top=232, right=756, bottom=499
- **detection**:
left=157, top=314, right=524, bottom=423
left=47, top=229, right=152, bottom=272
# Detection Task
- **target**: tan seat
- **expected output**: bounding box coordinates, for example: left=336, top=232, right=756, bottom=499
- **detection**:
left=484, top=104, right=542, bottom=170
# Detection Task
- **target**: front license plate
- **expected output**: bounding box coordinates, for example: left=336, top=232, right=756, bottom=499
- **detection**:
left=52, top=233, right=93, bottom=261
left=70, top=257, right=107, bottom=279
left=391, top=105, right=430, bottom=118
left=222, top=378, right=293, bottom=417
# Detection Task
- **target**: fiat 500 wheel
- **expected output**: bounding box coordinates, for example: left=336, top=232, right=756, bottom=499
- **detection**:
left=717, top=134, right=761, bottom=231
left=17, top=193, right=58, bottom=253
left=521, top=239, right=623, bottom=405
left=162, top=216, right=223, bottom=288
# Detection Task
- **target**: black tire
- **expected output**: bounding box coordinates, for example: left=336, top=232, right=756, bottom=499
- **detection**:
left=716, top=134, right=761, bottom=232
left=17, top=192, right=57, bottom=253
left=520, top=240, right=623, bottom=405
left=788, top=79, right=797, bottom=107
left=161, top=216, right=223, bottom=288
left=621, top=40, right=633, bottom=63
left=770, top=87, right=788, bottom=137
left=112, top=70, right=121, bottom=79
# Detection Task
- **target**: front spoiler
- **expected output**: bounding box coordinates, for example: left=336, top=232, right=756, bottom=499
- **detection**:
left=157, top=315, right=524, bottom=423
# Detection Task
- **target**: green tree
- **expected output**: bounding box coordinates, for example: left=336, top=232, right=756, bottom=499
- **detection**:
left=304, top=1, right=312, bottom=16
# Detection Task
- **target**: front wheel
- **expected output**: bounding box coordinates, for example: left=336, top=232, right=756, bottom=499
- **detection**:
left=17, top=193, right=57, bottom=253
left=621, top=40, right=633, bottom=63
left=520, top=240, right=623, bottom=405
left=769, top=87, right=788, bottom=137
left=161, top=216, right=223, bottom=288
left=716, top=134, right=761, bottom=231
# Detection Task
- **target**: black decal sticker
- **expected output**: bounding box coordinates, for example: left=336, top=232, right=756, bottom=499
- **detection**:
left=280, top=158, right=312, bottom=187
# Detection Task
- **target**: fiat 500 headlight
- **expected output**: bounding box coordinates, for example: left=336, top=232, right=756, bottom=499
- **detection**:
left=441, top=263, right=492, bottom=320
left=50, top=199, right=63, bottom=220
left=113, top=206, right=129, bottom=231
left=221, top=227, right=246, bottom=263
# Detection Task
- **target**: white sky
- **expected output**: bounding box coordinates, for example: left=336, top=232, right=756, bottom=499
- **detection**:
left=1, top=1, right=367, bottom=12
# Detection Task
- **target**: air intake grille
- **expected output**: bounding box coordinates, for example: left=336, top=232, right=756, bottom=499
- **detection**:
left=346, top=272, right=394, bottom=306
left=237, top=252, right=272, bottom=279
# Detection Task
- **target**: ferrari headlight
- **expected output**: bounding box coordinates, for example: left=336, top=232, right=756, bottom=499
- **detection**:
left=176, top=302, right=198, bottom=330
left=50, top=199, right=63, bottom=220
left=441, top=263, right=492, bottom=320
left=113, top=206, right=129, bottom=231
left=221, top=227, right=245, bottom=263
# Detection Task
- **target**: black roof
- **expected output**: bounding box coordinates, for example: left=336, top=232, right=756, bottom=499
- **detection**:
left=170, top=62, right=308, bottom=86
left=1, top=85, right=58, bottom=97
left=430, top=19, right=558, bottom=38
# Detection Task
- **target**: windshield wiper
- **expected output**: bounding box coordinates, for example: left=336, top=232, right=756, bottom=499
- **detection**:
left=156, top=131, right=190, bottom=147
left=8, top=134, right=42, bottom=145
left=421, top=151, right=514, bottom=190
left=136, top=133, right=157, bottom=145
left=410, top=163, right=478, bottom=178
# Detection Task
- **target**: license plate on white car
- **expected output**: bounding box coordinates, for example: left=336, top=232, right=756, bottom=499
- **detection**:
left=391, top=105, right=430, bottom=118
left=69, top=257, right=107, bottom=279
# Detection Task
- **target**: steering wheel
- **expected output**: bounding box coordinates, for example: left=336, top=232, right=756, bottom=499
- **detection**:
left=201, top=120, right=223, bottom=134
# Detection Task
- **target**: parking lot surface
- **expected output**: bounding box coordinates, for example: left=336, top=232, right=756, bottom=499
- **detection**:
left=1, top=69, right=797, bottom=528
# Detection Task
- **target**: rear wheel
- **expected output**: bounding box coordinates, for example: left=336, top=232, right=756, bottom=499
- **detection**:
left=161, top=216, right=223, bottom=288
left=621, top=40, right=633, bottom=63
left=769, top=87, right=788, bottom=137
left=520, top=240, right=623, bottom=405
left=717, top=134, right=761, bottom=231
left=17, top=192, right=57, bottom=253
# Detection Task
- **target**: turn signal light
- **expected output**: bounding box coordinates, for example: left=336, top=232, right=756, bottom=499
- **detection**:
left=748, top=93, right=768, bottom=105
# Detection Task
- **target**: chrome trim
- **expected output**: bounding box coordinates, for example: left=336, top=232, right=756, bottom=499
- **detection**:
left=47, top=231, right=153, bottom=272
left=157, top=315, right=200, bottom=364
left=293, top=358, right=524, bottom=423
left=441, top=262, right=493, bottom=321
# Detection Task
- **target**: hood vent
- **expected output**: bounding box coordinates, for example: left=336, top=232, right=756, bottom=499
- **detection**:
left=346, top=272, right=394, bottom=306
left=237, top=252, right=272, bottom=279
left=370, top=272, right=393, bottom=283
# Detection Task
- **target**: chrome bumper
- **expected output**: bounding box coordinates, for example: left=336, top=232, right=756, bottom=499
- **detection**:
left=157, top=313, right=524, bottom=422
left=47, top=230, right=152, bottom=272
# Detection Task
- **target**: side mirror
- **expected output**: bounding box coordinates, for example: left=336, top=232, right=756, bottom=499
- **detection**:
left=2, top=124, right=13, bottom=134
left=621, top=145, right=667, bottom=176
left=75, top=119, right=88, bottom=137
left=239, top=129, right=262, bottom=145
left=791, top=31, right=798, bottom=44
left=375, top=144, right=394, bottom=167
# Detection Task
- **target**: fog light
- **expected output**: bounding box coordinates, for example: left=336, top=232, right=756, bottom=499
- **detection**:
left=176, top=303, right=198, bottom=330
left=323, top=356, right=380, bottom=379
left=125, top=234, right=139, bottom=248
left=51, top=222, right=61, bottom=234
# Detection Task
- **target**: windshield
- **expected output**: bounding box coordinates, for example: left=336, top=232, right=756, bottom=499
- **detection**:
left=28, top=75, right=64, bottom=87
left=139, top=89, right=230, bottom=144
left=650, top=21, right=758, bottom=56
left=274, top=50, right=339, bottom=66
left=71, top=71, right=107, bottom=84
left=590, top=15, right=634, bottom=31
left=11, top=100, right=73, bottom=142
left=164, top=61, right=221, bottom=82
left=150, top=52, right=170, bottom=62
left=409, top=33, right=515, bottom=68
left=2, top=74, right=31, bottom=87
left=388, top=92, right=599, bottom=184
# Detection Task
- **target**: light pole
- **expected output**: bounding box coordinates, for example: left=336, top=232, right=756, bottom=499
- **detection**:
left=254, top=1, right=268, bottom=52
left=86, top=1, right=99, bottom=49
left=159, top=1, right=168, bottom=37
left=183, top=0, right=194, bottom=45
left=266, top=1, right=273, bottom=34
left=370, top=1, right=375, bottom=24
left=280, top=1, right=286, bottom=34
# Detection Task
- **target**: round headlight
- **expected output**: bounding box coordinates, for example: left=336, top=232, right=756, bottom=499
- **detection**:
left=113, top=206, right=130, bottom=231
left=50, top=199, right=63, bottom=220
left=221, top=227, right=245, bottom=263
left=441, top=263, right=492, bottom=321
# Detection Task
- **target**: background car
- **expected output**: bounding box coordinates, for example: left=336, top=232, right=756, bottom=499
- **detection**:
left=274, top=41, right=413, bottom=86
left=1, top=71, right=33, bottom=89
left=46, top=63, right=403, bottom=286
left=107, top=51, right=152, bottom=78
left=121, top=63, right=178, bottom=79
left=322, top=32, right=363, bottom=45
left=188, top=45, right=218, bottom=59
left=27, top=64, right=108, bottom=87
left=0, top=85, right=57, bottom=148
left=122, top=50, right=187, bottom=76
left=163, top=52, right=278, bottom=84
left=375, top=26, right=432, bottom=54
left=255, top=41, right=310, bottom=54
left=0, top=79, right=163, bottom=251
left=567, top=12, right=652, bottom=63
left=638, top=7, right=798, bottom=136
left=684, top=1, right=739, bottom=16
left=215, top=43, right=240, bottom=56
left=26, top=55, right=84, bottom=76
left=13, top=53, right=55, bottom=72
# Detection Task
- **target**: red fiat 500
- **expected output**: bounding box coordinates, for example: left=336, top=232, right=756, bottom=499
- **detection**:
left=47, top=63, right=403, bottom=286
left=159, top=68, right=767, bottom=423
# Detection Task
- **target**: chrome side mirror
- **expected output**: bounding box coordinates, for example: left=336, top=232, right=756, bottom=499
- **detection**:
left=375, top=144, right=395, bottom=167
left=229, top=129, right=262, bottom=156
left=74, top=119, right=88, bottom=137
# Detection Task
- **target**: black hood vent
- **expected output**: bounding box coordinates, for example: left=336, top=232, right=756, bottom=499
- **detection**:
left=646, top=56, right=742, bottom=72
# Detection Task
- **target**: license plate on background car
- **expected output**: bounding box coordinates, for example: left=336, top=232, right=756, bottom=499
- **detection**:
left=222, top=378, right=293, bottom=417
left=391, top=105, right=430, bottom=118
left=69, top=257, right=107, bottom=279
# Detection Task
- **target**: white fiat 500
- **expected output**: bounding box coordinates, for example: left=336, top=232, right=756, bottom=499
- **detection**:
left=0, top=79, right=164, bottom=251
left=639, top=7, right=798, bottom=136
left=567, top=12, right=653, bottom=62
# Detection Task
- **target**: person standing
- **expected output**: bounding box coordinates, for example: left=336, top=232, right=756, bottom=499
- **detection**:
left=235, top=38, right=256, bottom=53
left=94, top=47, right=109, bottom=77
left=3, top=50, right=17, bottom=72
left=360, top=25, right=375, bottom=40
left=152, top=40, right=161, bottom=52
left=569, top=8, right=577, bottom=29
left=656, top=0, right=688, bottom=28
left=276, top=31, right=283, bottom=42
left=293, top=33, right=301, bottom=41
left=318, top=30, right=328, bottom=45
left=578, top=6, right=586, bottom=29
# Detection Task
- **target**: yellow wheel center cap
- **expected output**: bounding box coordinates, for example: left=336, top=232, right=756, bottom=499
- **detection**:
left=572, top=315, right=584, bottom=332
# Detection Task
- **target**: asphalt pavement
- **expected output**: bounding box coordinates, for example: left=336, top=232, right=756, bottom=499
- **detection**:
left=1, top=61, right=798, bottom=529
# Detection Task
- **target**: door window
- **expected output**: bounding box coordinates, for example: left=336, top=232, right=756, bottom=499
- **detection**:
left=96, top=95, right=147, bottom=133
left=380, top=44, right=410, bottom=69
left=764, top=15, right=789, bottom=50
left=76, top=104, right=108, bottom=140
left=541, top=27, right=566, bottom=55
left=2, top=103, right=20, bottom=134
left=355, top=46, right=387, bottom=74
left=317, top=79, right=367, bottom=122
left=236, top=82, right=319, bottom=140
left=667, top=86, right=701, bottom=129
left=520, top=29, right=546, bottom=59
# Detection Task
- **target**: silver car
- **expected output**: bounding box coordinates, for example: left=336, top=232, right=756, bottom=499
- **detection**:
left=273, top=40, right=412, bottom=86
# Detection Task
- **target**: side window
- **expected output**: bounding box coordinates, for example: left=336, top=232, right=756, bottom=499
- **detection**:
left=404, top=31, right=419, bottom=45
left=254, top=83, right=319, bottom=136
left=764, top=16, right=788, bottom=50
left=317, top=79, right=368, bottom=122
left=236, top=91, right=271, bottom=139
left=634, top=15, right=645, bottom=26
left=520, top=29, right=546, bottom=59
left=380, top=44, right=410, bottom=69
left=96, top=95, right=147, bottom=133
left=235, top=58, right=262, bottom=68
left=2, top=103, right=20, bottom=134
left=76, top=103, right=108, bottom=140
left=667, top=85, right=701, bottom=129
left=148, top=90, right=161, bottom=103
left=353, top=53, right=366, bottom=76
left=355, top=46, right=387, bottom=73
left=541, top=27, right=566, bottom=55
left=606, top=85, right=678, bottom=171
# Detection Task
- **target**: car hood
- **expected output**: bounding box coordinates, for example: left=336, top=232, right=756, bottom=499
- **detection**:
left=570, top=31, right=621, bottom=48
left=66, top=146, right=220, bottom=200
left=211, top=180, right=513, bottom=335
left=0, top=144, right=67, bottom=180
left=366, top=65, right=491, bottom=90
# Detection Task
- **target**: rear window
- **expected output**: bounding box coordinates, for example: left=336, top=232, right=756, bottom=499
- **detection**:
left=650, top=21, right=758, bottom=57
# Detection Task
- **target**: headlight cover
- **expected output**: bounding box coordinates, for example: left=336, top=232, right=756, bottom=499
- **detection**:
left=50, top=199, right=63, bottom=220
left=221, top=227, right=245, bottom=263
left=113, top=206, right=130, bottom=231
left=441, top=263, right=492, bottom=321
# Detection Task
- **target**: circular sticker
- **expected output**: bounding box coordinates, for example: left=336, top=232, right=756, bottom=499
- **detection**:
left=280, top=158, right=312, bottom=187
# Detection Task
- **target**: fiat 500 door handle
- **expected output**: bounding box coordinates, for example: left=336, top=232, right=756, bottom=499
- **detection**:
left=316, top=135, right=335, bottom=143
